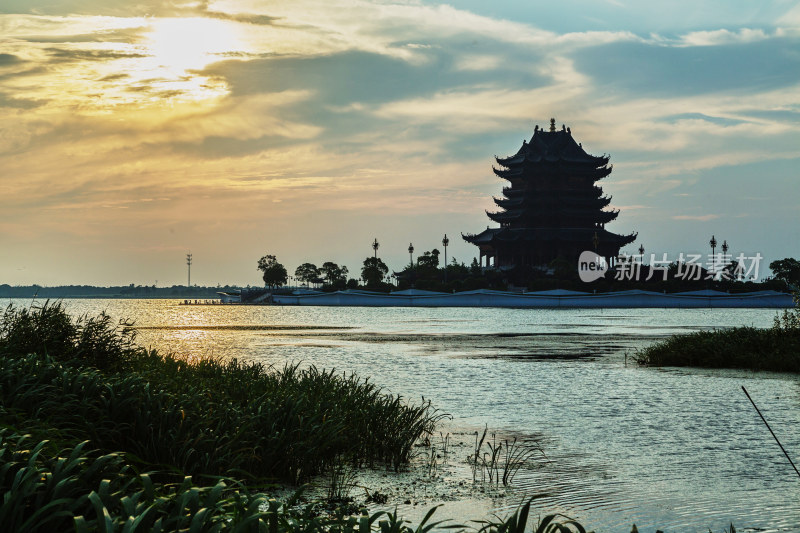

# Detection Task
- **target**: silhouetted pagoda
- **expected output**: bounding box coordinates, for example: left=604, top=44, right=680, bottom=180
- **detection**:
left=463, top=119, right=636, bottom=271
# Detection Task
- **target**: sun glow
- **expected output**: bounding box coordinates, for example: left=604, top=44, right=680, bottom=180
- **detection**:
left=145, top=17, right=243, bottom=73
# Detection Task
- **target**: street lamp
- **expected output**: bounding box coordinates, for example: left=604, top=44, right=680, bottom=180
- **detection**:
left=638, top=244, right=644, bottom=256
left=372, top=238, right=379, bottom=258
left=408, top=243, right=414, bottom=268
left=722, top=240, right=728, bottom=255
left=442, top=234, right=449, bottom=283
left=710, top=235, right=717, bottom=257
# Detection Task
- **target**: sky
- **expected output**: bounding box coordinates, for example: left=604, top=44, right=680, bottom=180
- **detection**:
left=1, top=0, right=799, bottom=286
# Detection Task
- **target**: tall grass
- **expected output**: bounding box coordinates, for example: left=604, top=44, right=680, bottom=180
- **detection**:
left=633, top=327, right=800, bottom=372
left=0, top=302, right=442, bottom=483
left=635, top=291, right=800, bottom=372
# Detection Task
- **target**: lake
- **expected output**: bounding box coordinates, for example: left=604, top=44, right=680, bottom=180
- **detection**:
left=5, top=299, right=799, bottom=532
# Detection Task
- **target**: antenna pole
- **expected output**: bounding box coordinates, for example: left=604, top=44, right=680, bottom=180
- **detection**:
left=742, top=386, right=800, bottom=479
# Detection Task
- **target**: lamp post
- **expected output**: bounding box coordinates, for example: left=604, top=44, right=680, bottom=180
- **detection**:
left=442, top=234, right=449, bottom=283
left=372, top=238, right=379, bottom=259
left=638, top=244, right=644, bottom=256
left=408, top=243, right=414, bottom=268
left=186, top=253, right=192, bottom=287
left=710, top=235, right=717, bottom=258
left=722, top=240, right=729, bottom=273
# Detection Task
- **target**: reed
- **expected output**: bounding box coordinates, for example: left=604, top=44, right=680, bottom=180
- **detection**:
left=0, top=303, right=443, bottom=484
left=633, top=327, right=800, bottom=372
left=636, top=291, right=800, bottom=372
left=469, top=427, right=545, bottom=486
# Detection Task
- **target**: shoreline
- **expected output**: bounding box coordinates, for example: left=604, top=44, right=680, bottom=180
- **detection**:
left=245, top=288, right=793, bottom=308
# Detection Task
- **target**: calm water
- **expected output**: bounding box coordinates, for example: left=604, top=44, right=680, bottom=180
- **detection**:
left=6, top=299, right=799, bottom=532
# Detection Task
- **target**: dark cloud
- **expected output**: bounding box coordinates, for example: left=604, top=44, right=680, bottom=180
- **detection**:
left=45, top=47, right=148, bottom=61
left=98, top=73, right=129, bottom=81
left=1, top=0, right=204, bottom=17
left=205, top=40, right=548, bottom=104
left=158, top=132, right=312, bottom=160
left=574, top=37, right=800, bottom=96
left=164, top=41, right=552, bottom=160
left=657, top=113, right=747, bottom=126
left=205, top=11, right=280, bottom=26
left=0, top=53, right=22, bottom=65
left=736, top=109, right=800, bottom=125
left=0, top=66, right=48, bottom=82
left=0, top=93, right=44, bottom=109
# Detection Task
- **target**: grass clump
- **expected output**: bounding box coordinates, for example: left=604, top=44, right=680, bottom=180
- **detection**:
left=0, top=301, right=443, bottom=484
left=634, top=293, right=800, bottom=372
left=633, top=326, right=800, bottom=372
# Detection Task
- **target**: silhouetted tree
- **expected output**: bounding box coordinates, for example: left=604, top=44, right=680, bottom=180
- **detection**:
left=321, top=261, right=349, bottom=287
left=769, top=258, right=800, bottom=286
left=416, top=249, right=440, bottom=270
left=294, top=263, right=320, bottom=286
left=257, top=255, right=287, bottom=289
left=361, top=257, right=388, bottom=287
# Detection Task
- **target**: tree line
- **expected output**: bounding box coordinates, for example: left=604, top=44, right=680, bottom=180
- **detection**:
left=257, top=253, right=800, bottom=294
left=256, top=249, right=502, bottom=292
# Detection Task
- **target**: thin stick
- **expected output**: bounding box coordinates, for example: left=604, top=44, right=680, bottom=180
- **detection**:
left=742, top=386, right=800, bottom=479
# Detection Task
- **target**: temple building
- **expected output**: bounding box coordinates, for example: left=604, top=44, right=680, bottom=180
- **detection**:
left=463, top=119, right=636, bottom=271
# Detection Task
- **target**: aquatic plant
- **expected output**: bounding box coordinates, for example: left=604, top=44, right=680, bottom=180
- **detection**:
left=773, top=290, right=800, bottom=331
left=469, top=427, right=545, bottom=486
left=636, top=289, right=800, bottom=372
left=0, top=429, right=615, bottom=533
left=0, top=303, right=443, bottom=483
left=326, top=460, right=358, bottom=503
left=473, top=499, right=588, bottom=533
left=633, top=326, right=800, bottom=372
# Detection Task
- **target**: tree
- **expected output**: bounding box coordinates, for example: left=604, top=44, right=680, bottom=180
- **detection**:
left=294, top=263, right=320, bottom=286
left=361, top=256, right=388, bottom=287
left=321, top=261, right=349, bottom=287
left=257, top=255, right=287, bottom=289
left=470, top=257, right=481, bottom=276
left=769, top=258, right=800, bottom=286
left=416, top=249, right=440, bottom=270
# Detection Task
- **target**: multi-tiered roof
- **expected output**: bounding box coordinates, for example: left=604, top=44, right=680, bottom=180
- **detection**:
left=463, top=119, right=636, bottom=270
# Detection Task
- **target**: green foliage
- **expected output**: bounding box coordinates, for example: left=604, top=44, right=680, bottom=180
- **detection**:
left=0, top=301, right=139, bottom=371
left=258, top=255, right=288, bottom=288
left=0, top=304, right=442, bottom=484
left=636, top=289, right=800, bottom=372
left=634, top=326, right=800, bottom=372
left=0, top=429, right=633, bottom=533
left=473, top=500, right=589, bottom=533
left=773, top=290, right=800, bottom=331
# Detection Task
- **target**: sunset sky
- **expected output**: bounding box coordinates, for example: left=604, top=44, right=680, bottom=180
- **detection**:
left=1, top=0, right=799, bottom=286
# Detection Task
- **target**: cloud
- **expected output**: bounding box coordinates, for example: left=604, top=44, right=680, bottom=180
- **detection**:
left=677, top=28, right=773, bottom=47
left=672, top=214, right=720, bottom=221
left=574, top=37, right=800, bottom=98
left=0, top=53, right=22, bottom=65
left=45, top=47, right=147, bottom=61
left=1, top=0, right=800, bottom=284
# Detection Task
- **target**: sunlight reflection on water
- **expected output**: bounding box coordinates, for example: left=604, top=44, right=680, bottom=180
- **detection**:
left=6, top=299, right=798, bottom=532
